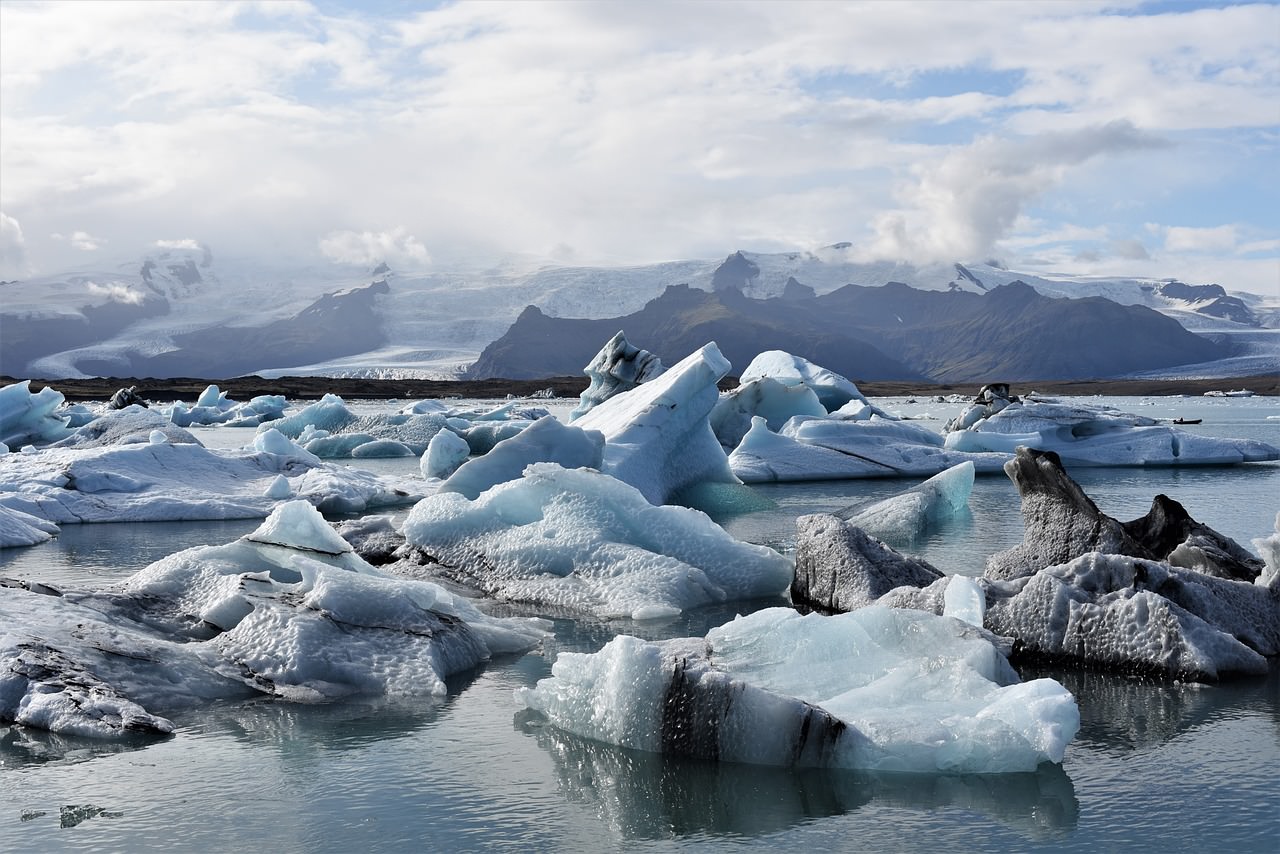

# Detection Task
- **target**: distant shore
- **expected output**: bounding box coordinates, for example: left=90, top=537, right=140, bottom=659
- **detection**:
left=8, top=373, right=1277, bottom=401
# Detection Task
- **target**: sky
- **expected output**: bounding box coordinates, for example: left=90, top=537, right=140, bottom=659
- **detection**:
left=1, top=0, right=1277, bottom=295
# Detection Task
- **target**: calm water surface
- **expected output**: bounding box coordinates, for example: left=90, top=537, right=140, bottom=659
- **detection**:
left=2, top=395, right=1277, bottom=852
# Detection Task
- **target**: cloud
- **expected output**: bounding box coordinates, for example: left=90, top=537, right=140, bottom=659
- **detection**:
left=1162, top=225, right=1239, bottom=254
left=0, top=211, right=28, bottom=278
left=1109, top=238, right=1150, bottom=261
left=155, top=238, right=204, bottom=251
left=318, top=228, right=431, bottom=268
left=51, top=230, right=106, bottom=250
left=862, top=121, right=1167, bottom=264
left=86, top=281, right=145, bottom=304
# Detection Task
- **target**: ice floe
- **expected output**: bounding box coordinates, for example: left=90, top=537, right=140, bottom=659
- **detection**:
left=163, top=384, right=287, bottom=427
left=570, top=331, right=665, bottom=421
left=438, top=415, right=604, bottom=500
left=0, top=380, right=74, bottom=448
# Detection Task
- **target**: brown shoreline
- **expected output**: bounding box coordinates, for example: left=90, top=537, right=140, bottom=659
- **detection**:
left=7, top=373, right=1277, bottom=401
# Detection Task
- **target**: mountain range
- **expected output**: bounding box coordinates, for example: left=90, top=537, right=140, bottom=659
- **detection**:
left=2, top=245, right=1276, bottom=382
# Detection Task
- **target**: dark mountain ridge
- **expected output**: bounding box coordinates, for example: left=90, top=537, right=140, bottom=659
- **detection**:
left=466, top=279, right=1227, bottom=382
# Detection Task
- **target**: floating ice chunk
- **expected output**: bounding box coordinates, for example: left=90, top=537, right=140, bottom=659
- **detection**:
left=0, top=504, right=548, bottom=737
left=738, top=351, right=867, bottom=413
left=196, top=384, right=224, bottom=408
left=264, top=474, right=293, bottom=500
left=440, top=416, right=604, bottom=500
left=984, top=554, right=1270, bottom=680
left=570, top=331, right=666, bottom=421
left=0, top=504, right=60, bottom=548
left=791, top=514, right=945, bottom=613
left=837, top=461, right=974, bottom=543
left=0, top=438, right=419, bottom=525
left=264, top=394, right=356, bottom=437
left=943, top=574, right=986, bottom=627
left=53, top=407, right=200, bottom=448
left=575, top=343, right=739, bottom=505
left=165, top=387, right=287, bottom=428
left=729, top=416, right=1008, bottom=483
left=516, top=607, right=1079, bottom=773
left=422, top=428, right=471, bottom=480
left=1254, top=513, right=1280, bottom=588
left=710, top=377, right=826, bottom=449
left=0, top=380, right=74, bottom=447
left=944, top=393, right=1278, bottom=466
left=462, top=420, right=532, bottom=454
left=350, top=438, right=415, bottom=457
left=401, top=399, right=451, bottom=415
left=148, top=429, right=168, bottom=444
left=402, top=463, right=792, bottom=620
left=254, top=428, right=323, bottom=466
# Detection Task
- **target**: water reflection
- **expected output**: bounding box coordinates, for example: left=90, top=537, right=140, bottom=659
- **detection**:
left=1023, top=665, right=1280, bottom=752
left=516, top=712, right=1079, bottom=842
left=0, top=722, right=165, bottom=768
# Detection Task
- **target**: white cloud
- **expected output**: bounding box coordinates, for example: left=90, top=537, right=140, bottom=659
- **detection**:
left=1163, top=225, right=1239, bottom=254
left=51, top=230, right=106, bottom=250
left=155, top=238, right=204, bottom=251
left=0, top=211, right=28, bottom=278
left=318, top=228, right=431, bottom=268
left=86, top=281, right=145, bottom=304
left=862, top=122, right=1166, bottom=264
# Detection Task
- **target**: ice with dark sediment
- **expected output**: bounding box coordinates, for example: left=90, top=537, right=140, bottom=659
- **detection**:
left=570, top=331, right=666, bottom=421
left=516, top=606, right=1079, bottom=773
left=0, top=501, right=548, bottom=737
left=792, top=447, right=1280, bottom=681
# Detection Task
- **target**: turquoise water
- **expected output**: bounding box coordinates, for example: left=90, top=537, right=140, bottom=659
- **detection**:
left=1, top=396, right=1277, bottom=852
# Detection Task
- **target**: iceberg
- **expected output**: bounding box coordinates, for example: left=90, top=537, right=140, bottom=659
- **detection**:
left=709, top=377, right=827, bottom=450
left=835, top=461, right=975, bottom=543
left=798, top=448, right=1280, bottom=681
left=0, top=501, right=548, bottom=738
left=260, top=394, right=452, bottom=458
left=401, top=463, right=792, bottom=620
left=575, top=343, right=739, bottom=505
left=516, top=606, right=1079, bottom=773
left=728, top=416, right=1009, bottom=483
left=943, top=388, right=1279, bottom=465
left=570, top=331, right=665, bottom=421
left=737, top=351, right=867, bottom=413
left=0, top=380, right=74, bottom=448
left=163, top=385, right=287, bottom=427
left=439, top=415, right=604, bottom=500
left=0, top=504, right=60, bottom=548
left=0, top=420, right=421, bottom=525
left=421, top=428, right=472, bottom=480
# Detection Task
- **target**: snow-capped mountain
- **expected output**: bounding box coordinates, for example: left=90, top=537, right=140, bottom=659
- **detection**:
left=1, top=244, right=1275, bottom=380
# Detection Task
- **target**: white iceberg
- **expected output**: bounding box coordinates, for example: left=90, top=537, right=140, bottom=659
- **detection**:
left=575, top=343, right=739, bottom=505
left=837, top=461, right=975, bottom=543
left=0, top=504, right=60, bottom=548
left=0, top=426, right=421, bottom=525
left=710, top=377, right=827, bottom=449
left=261, top=394, right=452, bottom=458
left=516, top=606, right=1079, bottom=773
left=0, top=501, right=548, bottom=737
left=421, top=428, right=472, bottom=480
left=728, top=416, right=1009, bottom=482
left=439, top=415, right=604, bottom=500
left=0, top=380, right=74, bottom=448
left=944, top=392, right=1278, bottom=466
left=401, top=463, right=792, bottom=620
left=737, top=351, right=867, bottom=413
left=164, top=384, right=287, bottom=427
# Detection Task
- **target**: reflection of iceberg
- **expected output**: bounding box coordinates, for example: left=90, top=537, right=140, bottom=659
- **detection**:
left=519, top=712, right=1078, bottom=841
left=517, top=607, right=1079, bottom=774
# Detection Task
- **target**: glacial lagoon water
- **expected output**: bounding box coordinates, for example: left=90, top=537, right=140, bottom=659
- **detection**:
left=2, top=395, right=1278, bottom=852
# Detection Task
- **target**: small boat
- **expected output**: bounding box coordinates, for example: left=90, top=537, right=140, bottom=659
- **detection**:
left=1172, top=418, right=1202, bottom=425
